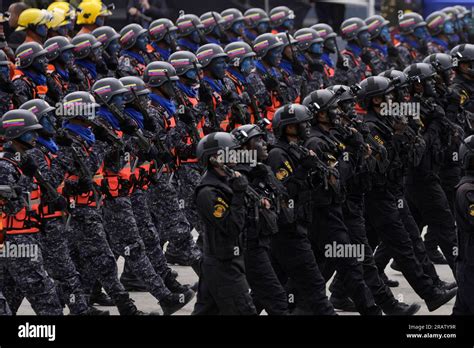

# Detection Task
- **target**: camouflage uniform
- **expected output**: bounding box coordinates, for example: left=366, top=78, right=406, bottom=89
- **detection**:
left=118, top=50, right=160, bottom=77
left=0, top=257, right=12, bottom=315
left=333, top=45, right=371, bottom=86
left=28, top=145, right=90, bottom=315
left=0, top=150, right=63, bottom=315
left=12, top=70, right=51, bottom=107
left=0, top=88, right=13, bottom=116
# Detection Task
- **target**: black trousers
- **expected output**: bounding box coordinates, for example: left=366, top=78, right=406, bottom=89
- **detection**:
left=244, top=236, right=289, bottom=315
left=309, top=203, right=377, bottom=314
left=330, top=194, right=396, bottom=310
left=270, top=223, right=335, bottom=315
left=406, top=178, right=458, bottom=273
left=374, top=195, right=440, bottom=283
left=453, top=261, right=474, bottom=314
left=365, top=189, right=434, bottom=300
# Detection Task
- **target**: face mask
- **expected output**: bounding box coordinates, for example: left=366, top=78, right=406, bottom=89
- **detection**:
left=59, top=49, right=74, bottom=66
left=209, top=57, right=227, bottom=79
left=107, top=39, right=121, bottom=56
left=297, top=121, right=310, bottom=140
left=240, top=57, right=256, bottom=75
left=91, top=46, right=103, bottom=62
left=110, top=93, right=125, bottom=111
left=184, top=68, right=199, bottom=82
left=32, top=55, right=48, bottom=74
left=39, top=112, right=56, bottom=137
left=95, top=16, right=105, bottom=27
left=35, top=24, right=48, bottom=38
left=161, top=80, right=176, bottom=98
left=283, top=19, right=294, bottom=31
left=19, top=130, right=38, bottom=148
left=309, top=42, right=323, bottom=56
left=379, top=26, right=391, bottom=43
left=165, top=30, right=178, bottom=44
left=414, top=26, right=429, bottom=41
left=190, top=30, right=201, bottom=44
left=266, top=46, right=283, bottom=67
left=57, top=25, right=69, bottom=36
left=232, top=21, right=244, bottom=35
left=324, top=38, right=336, bottom=53
left=136, top=33, right=149, bottom=51
left=357, top=30, right=371, bottom=47
left=257, top=22, right=269, bottom=34
left=212, top=24, right=223, bottom=38
left=443, top=21, right=455, bottom=35
left=423, top=77, right=438, bottom=97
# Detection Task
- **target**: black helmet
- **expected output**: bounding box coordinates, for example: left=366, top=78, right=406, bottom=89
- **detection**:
left=0, top=50, right=8, bottom=66
left=365, top=15, right=390, bottom=39
left=143, top=61, right=179, bottom=87
left=120, top=23, right=148, bottom=50
left=403, top=63, right=436, bottom=81
left=459, top=135, right=474, bottom=169
left=244, top=8, right=269, bottom=28
left=60, top=91, right=99, bottom=119
left=294, top=28, right=323, bottom=51
left=451, top=44, right=474, bottom=63
left=311, top=23, right=337, bottom=41
left=220, top=8, right=245, bottom=31
left=340, top=17, right=368, bottom=41
left=92, top=77, right=128, bottom=104
left=357, top=76, right=394, bottom=102
left=302, top=89, right=337, bottom=114
left=442, top=6, right=460, bottom=22
left=379, top=69, right=410, bottom=87
left=15, top=42, right=48, bottom=69
left=1, top=109, right=42, bottom=140
left=92, top=26, right=120, bottom=49
left=169, top=51, right=201, bottom=75
left=272, top=103, right=312, bottom=138
left=71, top=33, right=102, bottom=59
left=224, top=42, right=255, bottom=68
left=149, top=18, right=177, bottom=41
left=119, top=76, right=150, bottom=104
left=253, top=33, right=283, bottom=57
left=176, top=14, right=203, bottom=37
left=425, top=11, right=449, bottom=36
left=454, top=5, right=470, bottom=19
left=196, top=43, right=228, bottom=68
left=19, top=99, right=55, bottom=121
left=398, top=12, right=426, bottom=35
left=230, top=124, right=265, bottom=145
left=423, top=53, right=454, bottom=72
left=269, top=6, right=294, bottom=28
left=44, top=36, right=74, bottom=61
left=196, top=131, right=240, bottom=166
left=200, top=12, right=225, bottom=35
left=327, top=85, right=356, bottom=103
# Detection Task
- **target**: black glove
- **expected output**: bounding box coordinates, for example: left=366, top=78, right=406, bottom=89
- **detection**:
left=309, top=59, right=325, bottom=73
left=20, top=156, right=38, bottom=177
left=387, top=45, right=399, bottom=58
left=263, top=75, right=279, bottom=90
left=199, top=84, right=213, bottom=104
left=292, top=61, right=305, bottom=75
left=360, top=49, right=373, bottom=65
left=55, top=132, right=73, bottom=146
left=178, top=107, right=196, bottom=125
left=92, top=125, right=110, bottom=142
left=229, top=174, right=248, bottom=193
left=120, top=117, right=138, bottom=134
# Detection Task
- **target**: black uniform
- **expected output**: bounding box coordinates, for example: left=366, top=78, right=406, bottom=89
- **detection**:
left=192, top=168, right=256, bottom=315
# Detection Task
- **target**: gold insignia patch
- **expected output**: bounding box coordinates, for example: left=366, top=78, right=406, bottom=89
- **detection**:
left=469, top=204, right=474, bottom=217
left=283, top=160, right=293, bottom=173
left=216, top=197, right=229, bottom=208
left=374, top=134, right=384, bottom=145
left=460, top=90, right=468, bottom=105
left=213, top=204, right=226, bottom=218
left=276, top=168, right=289, bottom=181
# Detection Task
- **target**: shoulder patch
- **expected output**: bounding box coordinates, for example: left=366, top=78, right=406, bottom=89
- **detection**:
left=283, top=160, right=293, bottom=173
left=275, top=168, right=289, bottom=181
left=469, top=204, right=474, bottom=217
left=460, top=90, right=469, bottom=106
left=213, top=203, right=226, bottom=218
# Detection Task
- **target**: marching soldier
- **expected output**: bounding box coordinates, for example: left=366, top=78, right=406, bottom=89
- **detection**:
left=118, top=23, right=155, bottom=77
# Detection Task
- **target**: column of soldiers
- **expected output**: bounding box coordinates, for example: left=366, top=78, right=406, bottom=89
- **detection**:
left=1, top=1, right=474, bottom=315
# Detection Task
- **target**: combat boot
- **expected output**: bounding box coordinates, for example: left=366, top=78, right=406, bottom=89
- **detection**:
left=425, top=287, right=457, bottom=312
left=379, top=272, right=399, bottom=287
left=160, top=289, right=195, bottom=315
left=329, top=294, right=357, bottom=312
left=164, top=273, right=191, bottom=293
left=433, top=278, right=457, bottom=291
left=382, top=301, right=421, bottom=315
left=116, top=296, right=147, bottom=315
left=120, top=265, right=148, bottom=292
left=79, top=307, right=110, bottom=315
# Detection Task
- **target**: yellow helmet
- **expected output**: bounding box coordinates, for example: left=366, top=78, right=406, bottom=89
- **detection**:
left=47, top=2, right=76, bottom=26
left=76, top=0, right=112, bottom=25
left=16, top=8, right=53, bottom=31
